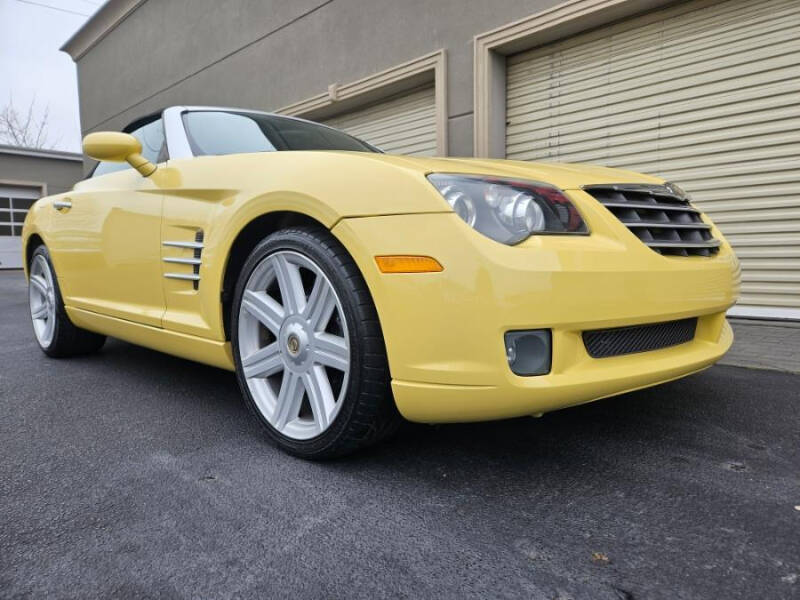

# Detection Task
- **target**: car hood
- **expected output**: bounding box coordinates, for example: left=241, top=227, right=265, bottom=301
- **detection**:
left=354, top=153, right=665, bottom=190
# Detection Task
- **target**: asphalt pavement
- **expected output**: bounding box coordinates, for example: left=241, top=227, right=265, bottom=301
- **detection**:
left=1, top=270, right=798, bottom=600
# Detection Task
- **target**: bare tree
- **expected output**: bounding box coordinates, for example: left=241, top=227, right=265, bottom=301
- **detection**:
left=0, top=95, right=59, bottom=149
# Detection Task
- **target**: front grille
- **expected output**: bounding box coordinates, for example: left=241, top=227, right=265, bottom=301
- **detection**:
left=584, top=184, right=720, bottom=257
left=583, top=318, right=697, bottom=359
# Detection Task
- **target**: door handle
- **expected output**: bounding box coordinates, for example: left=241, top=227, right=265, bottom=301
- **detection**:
left=53, top=199, right=72, bottom=211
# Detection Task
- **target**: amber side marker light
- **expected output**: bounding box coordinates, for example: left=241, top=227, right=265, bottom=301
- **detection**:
left=375, top=255, right=444, bottom=273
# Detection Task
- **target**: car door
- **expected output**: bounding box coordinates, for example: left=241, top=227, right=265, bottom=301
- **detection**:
left=47, top=118, right=167, bottom=327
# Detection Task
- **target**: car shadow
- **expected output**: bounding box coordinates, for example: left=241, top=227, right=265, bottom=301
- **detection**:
left=319, top=364, right=769, bottom=499
left=87, top=336, right=748, bottom=485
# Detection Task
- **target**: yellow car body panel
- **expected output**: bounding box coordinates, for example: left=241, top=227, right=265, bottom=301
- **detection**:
left=333, top=210, right=737, bottom=421
left=23, top=150, right=739, bottom=422
left=36, top=168, right=165, bottom=326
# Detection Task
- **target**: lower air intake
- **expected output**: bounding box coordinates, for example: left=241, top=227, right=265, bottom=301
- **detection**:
left=583, top=318, right=698, bottom=359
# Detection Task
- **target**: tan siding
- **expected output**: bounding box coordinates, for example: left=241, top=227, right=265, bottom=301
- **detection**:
left=505, top=0, right=800, bottom=316
left=322, top=86, right=437, bottom=156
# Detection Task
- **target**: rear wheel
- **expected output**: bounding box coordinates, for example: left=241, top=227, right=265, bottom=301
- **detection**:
left=28, top=245, right=106, bottom=357
left=231, top=227, right=401, bottom=459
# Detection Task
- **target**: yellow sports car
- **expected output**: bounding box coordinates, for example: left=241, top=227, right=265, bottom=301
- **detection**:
left=22, top=106, right=739, bottom=458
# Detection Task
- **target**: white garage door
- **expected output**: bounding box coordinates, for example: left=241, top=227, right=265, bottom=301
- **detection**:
left=0, top=184, right=41, bottom=269
left=322, top=85, right=437, bottom=156
left=505, top=0, right=800, bottom=319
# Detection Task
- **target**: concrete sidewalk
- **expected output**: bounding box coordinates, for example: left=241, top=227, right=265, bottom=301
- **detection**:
left=724, top=319, right=800, bottom=374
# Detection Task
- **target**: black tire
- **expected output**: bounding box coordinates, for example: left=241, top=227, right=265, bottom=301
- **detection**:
left=28, top=244, right=106, bottom=358
left=231, top=226, right=402, bottom=459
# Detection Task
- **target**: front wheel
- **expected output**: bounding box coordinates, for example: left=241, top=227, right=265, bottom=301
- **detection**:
left=231, top=227, right=401, bottom=459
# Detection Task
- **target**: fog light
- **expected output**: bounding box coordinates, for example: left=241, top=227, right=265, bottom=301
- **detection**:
left=505, top=330, right=551, bottom=376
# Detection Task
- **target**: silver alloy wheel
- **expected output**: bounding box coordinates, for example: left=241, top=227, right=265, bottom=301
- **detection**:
left=29, top=254, right=57, bottom=348
left=237, top=250, right=351, bottom=440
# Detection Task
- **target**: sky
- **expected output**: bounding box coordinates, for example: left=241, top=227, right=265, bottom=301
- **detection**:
left=0, top=0, right=101, bottom=152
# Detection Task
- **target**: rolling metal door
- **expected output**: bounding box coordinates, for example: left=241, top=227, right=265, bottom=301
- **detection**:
left=0, top=184, right=41, bottom=269
left=506, top=0, right=800, bottom=318
left=322, top=85, right=437, bottom=156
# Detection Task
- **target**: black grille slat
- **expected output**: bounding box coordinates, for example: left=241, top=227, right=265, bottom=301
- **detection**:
left=584, top=184, right=719, bottom=257
left=600, top=202, right=701, bottom=213
left=583, top=318, right=698, bottom=358
left=647, top=239, right=720, bottom=249
left=623, top=221, right=711, bottom=230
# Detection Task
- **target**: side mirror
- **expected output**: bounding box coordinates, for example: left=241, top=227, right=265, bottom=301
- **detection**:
left=82, top=131, right=156, bottom=177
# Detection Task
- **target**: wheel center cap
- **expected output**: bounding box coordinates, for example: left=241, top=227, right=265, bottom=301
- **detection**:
left=287, top=334, right=301, bottom=356
left=279, top=317, right=312, bottom=371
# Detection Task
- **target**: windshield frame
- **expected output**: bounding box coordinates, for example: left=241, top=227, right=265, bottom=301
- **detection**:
left=173, top=107, right=382, bottom=158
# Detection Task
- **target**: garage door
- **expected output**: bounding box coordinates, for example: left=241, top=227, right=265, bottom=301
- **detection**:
left=0, top=184, right=41, bottom=269
left=322, top=85, right=437, bottom=156
left=505, top=0, right=800, bottom=318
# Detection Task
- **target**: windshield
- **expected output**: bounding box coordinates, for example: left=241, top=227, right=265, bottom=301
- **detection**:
left=182, top=110, right=379, bottom=156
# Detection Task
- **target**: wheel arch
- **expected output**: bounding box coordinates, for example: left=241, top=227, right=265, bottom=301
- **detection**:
left=23, top=233, right=45, bottom=278
left=220, top=211, right=331, bottom=340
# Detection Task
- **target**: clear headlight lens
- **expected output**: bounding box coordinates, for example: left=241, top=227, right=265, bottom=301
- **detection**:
left=428, top=174, right=588, bottom=245
left=439, top=184, right=477, bottom=227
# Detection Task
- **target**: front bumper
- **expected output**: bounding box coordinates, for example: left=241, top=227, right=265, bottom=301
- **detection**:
left=390, top=318, right=732, bottom=422
left=333, top=197, right=740, bottom=423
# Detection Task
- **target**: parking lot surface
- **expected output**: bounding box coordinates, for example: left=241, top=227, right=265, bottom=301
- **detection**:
left=1, top=271, right=798, bottom=599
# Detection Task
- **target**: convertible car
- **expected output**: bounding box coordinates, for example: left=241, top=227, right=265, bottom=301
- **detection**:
left=22, top=106, right=739, bottom=458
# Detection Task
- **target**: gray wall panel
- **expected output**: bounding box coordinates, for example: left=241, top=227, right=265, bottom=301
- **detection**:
left=74, top=0, right=561, bottom=156
left=0, top=153, right=83, bottom=195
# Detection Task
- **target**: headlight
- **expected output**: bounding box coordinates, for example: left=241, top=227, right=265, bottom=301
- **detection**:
left=428, top=174, right=588, bottom=245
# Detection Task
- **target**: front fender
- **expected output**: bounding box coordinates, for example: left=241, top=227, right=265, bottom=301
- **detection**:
left=204, top=190, right=342, bottom=332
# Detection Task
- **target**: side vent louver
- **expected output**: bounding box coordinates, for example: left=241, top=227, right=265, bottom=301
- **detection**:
left=163, top=229, right=204, bottom=290
left=193, top=230, right=204, bottom=290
